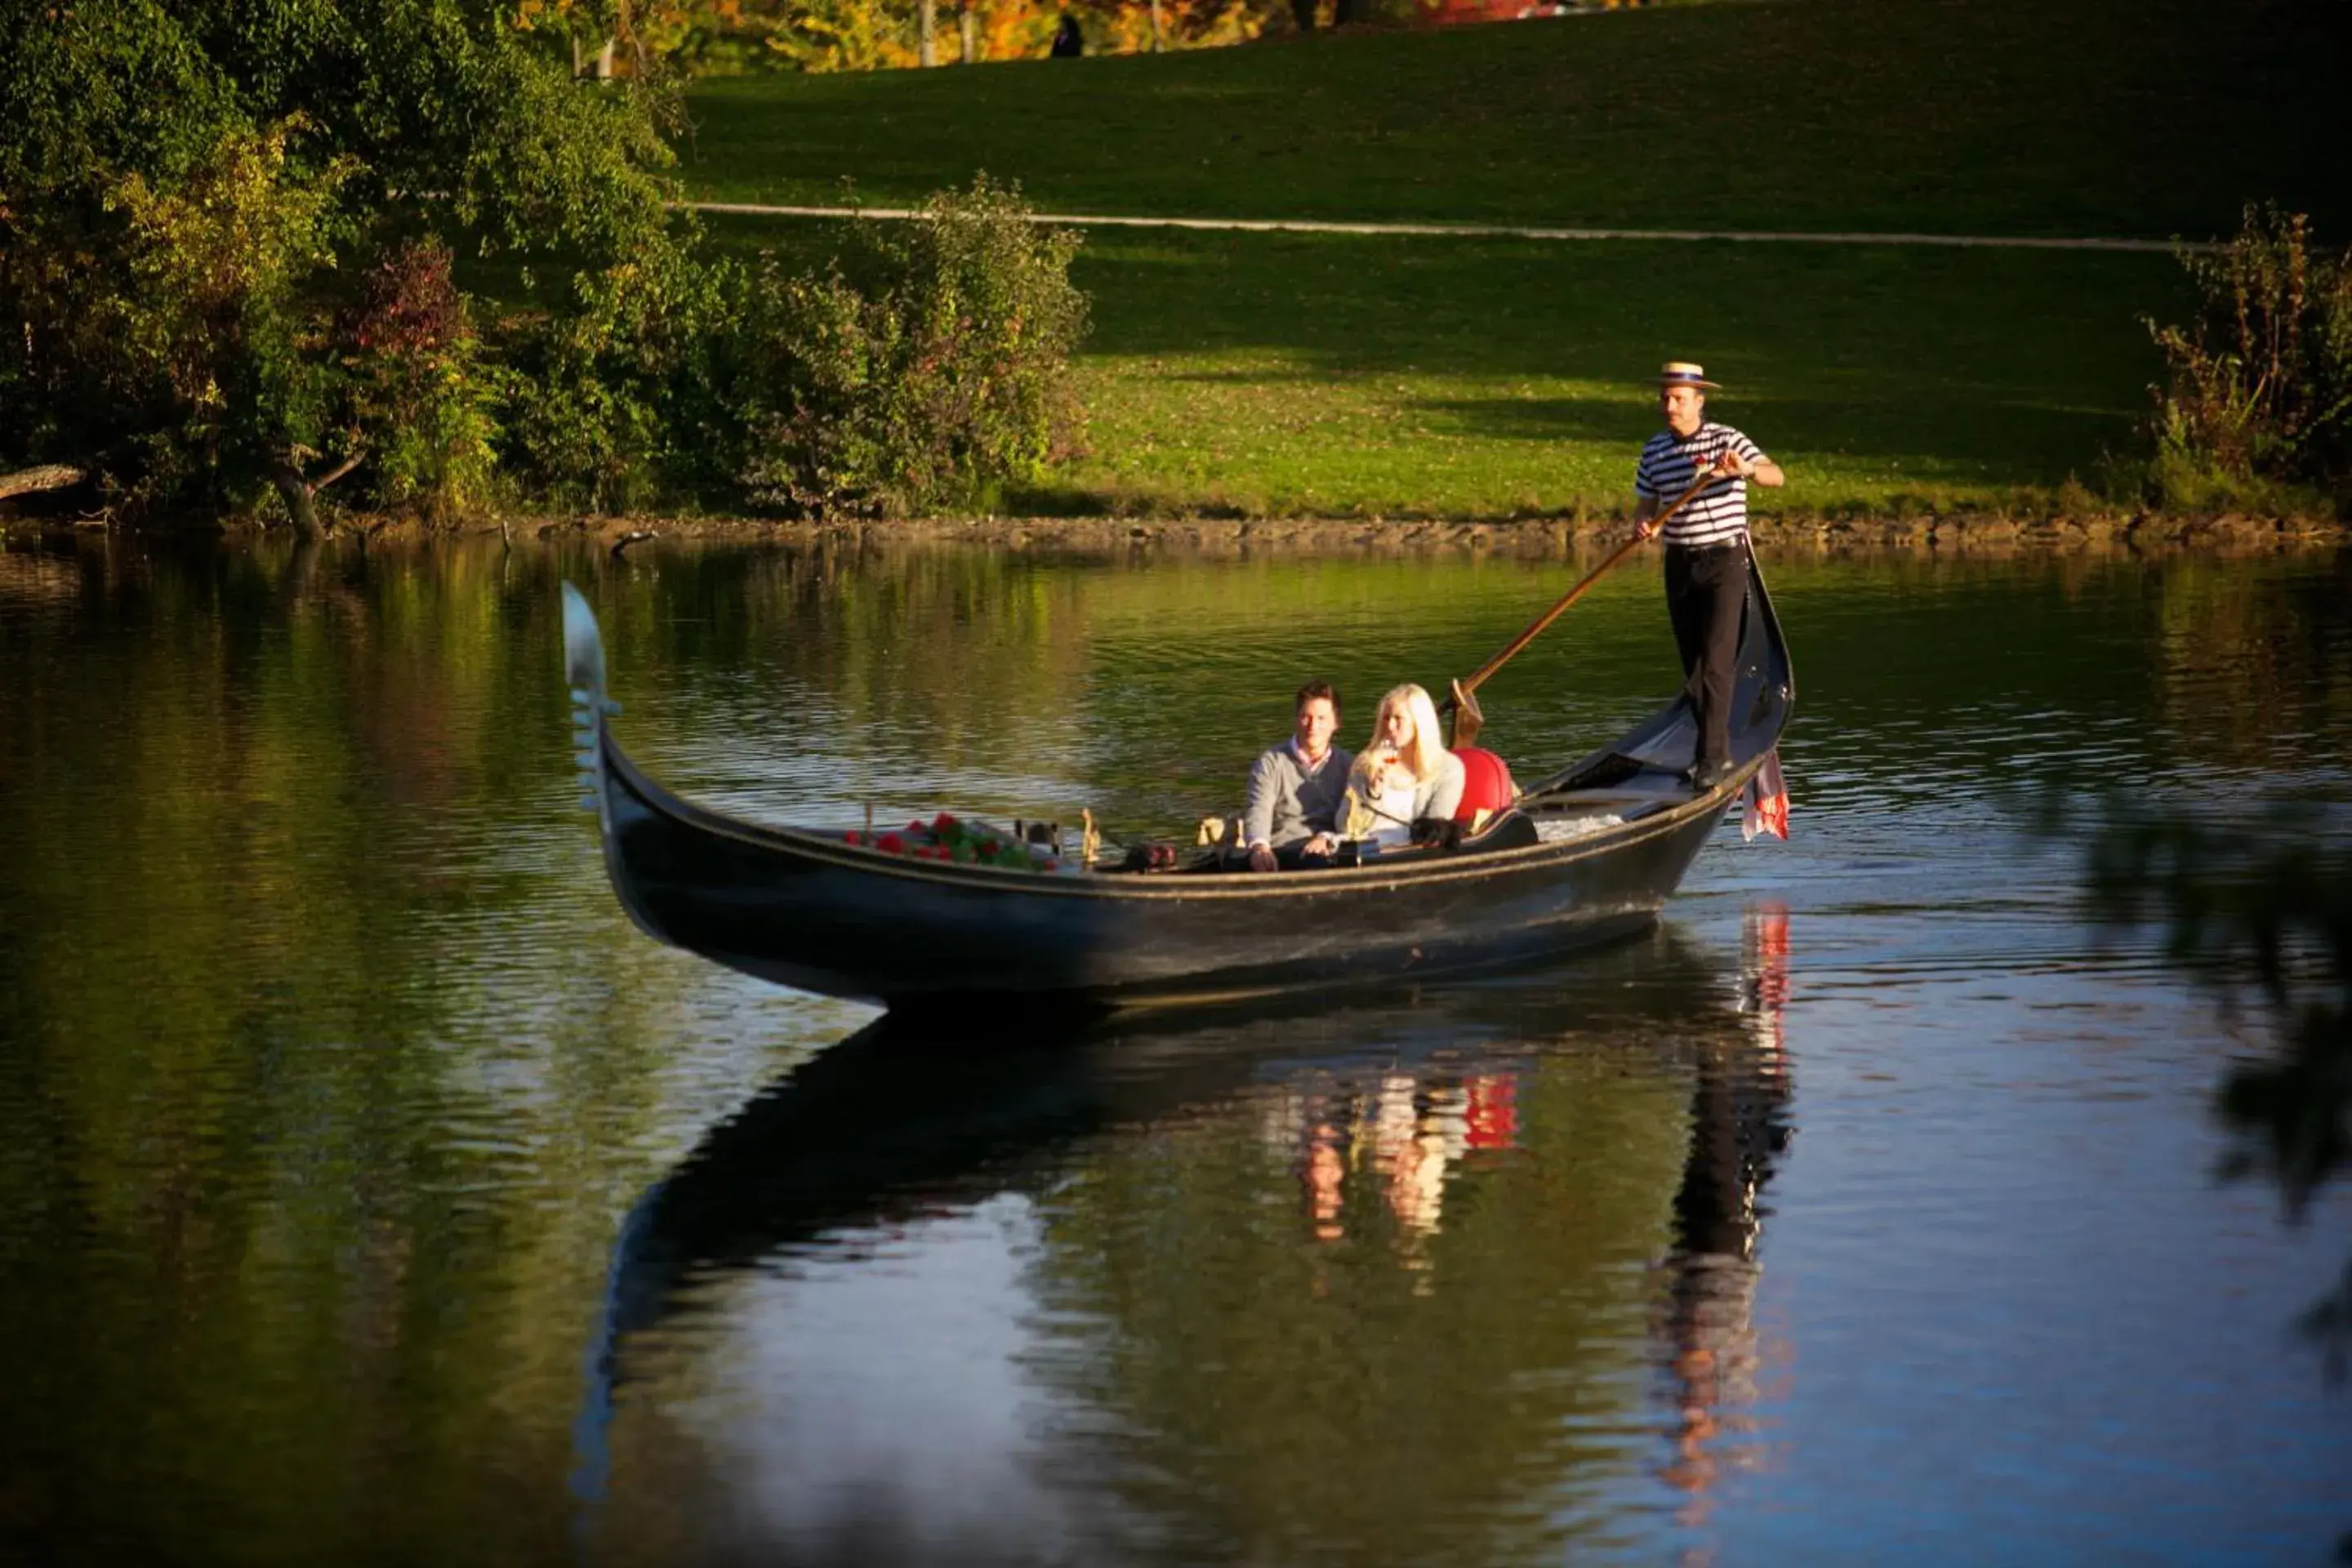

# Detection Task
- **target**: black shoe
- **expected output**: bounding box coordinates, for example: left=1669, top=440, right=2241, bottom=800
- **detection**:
left=1686, top=759, right=1735, bottom=791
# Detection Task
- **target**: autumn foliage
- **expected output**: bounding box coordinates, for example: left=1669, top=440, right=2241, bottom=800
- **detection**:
left=514, top=0, right=1373, bottom=77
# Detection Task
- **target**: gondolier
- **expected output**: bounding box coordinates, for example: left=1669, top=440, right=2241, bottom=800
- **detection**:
left=1633, top=362, right=1785, bottom=790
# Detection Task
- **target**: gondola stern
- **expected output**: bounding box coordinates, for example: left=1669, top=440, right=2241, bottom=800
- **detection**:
left=1745, top=549, right=1795, bottom=720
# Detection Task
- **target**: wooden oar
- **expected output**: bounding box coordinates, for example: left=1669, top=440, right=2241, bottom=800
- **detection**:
left=1444, top=466, right=1724, bottom=748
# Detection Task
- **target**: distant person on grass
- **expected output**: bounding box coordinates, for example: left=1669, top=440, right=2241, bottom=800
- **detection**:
left=1633, top=362, right=1785, bottom=791
left=1243, top=680, right=1354, bottom=872
left=1050, top=13, right=1084, bottom=55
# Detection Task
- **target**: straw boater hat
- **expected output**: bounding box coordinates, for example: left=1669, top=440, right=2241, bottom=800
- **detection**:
left=1656, top=362, right=1722, bottom=390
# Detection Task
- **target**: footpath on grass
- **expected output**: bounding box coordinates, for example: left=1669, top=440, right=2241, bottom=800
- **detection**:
left=687, top=202, right=2213, bottom=256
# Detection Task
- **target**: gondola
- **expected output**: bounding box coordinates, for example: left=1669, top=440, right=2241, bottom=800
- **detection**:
left=561, top=552, right=1793, bottom=1009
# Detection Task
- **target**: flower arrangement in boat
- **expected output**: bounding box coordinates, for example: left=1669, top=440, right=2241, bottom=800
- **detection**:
left=845, top=812, right=1062, bottom=872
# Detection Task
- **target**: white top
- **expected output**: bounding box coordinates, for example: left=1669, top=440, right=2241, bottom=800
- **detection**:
left=1370, top=774, right=1418, bottom=846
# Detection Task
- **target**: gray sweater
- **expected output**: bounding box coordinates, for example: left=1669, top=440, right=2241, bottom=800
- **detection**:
left=1243, top=741, right=1356, bottom=849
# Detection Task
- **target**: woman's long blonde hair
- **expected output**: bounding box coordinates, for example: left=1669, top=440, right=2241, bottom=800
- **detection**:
left=1370, top=684, right=1447, bottom=783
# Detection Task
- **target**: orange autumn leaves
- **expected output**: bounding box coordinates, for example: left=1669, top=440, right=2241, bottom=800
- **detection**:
left=516, top=0, right=1276, bottom=74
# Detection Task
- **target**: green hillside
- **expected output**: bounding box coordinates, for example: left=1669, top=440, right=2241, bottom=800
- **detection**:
left=682, top=0, right=2344, bottom=520
left=682, top=0, right=2344, bottom=240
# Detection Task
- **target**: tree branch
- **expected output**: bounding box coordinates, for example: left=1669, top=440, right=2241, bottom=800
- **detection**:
left=313, top=452, right=365, bottom=493
left=0, top=464, right=89, bottom=501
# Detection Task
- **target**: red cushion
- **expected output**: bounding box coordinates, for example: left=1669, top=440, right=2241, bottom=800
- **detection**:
left=1451, top=746, right=1516, bottom=822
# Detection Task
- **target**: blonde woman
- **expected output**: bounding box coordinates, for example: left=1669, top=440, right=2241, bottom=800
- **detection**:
left=1348, top=684, right=1467, bottom=848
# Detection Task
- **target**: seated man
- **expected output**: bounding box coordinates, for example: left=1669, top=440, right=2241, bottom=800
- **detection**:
left=1243, top=680, right=1355, bottom=872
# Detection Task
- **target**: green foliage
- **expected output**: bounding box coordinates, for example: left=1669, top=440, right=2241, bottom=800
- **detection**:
left=706, top=219, right=2164, bottom=523
left=1, top=0, right=679, bottom=266
left=0, top=0, right=687, bottom=521
left=0, top=0, right=236, bottom=198
left=757, top=0, right=918, bottom=72
left=730, top=180, right=1089, bottom=517
left=2145, top=207, right=2352, bottom=514
left=6, top=118, right=505, bottom=523
left=496, top=243, right=718, bottom=513
left=0, top=118, right=357, bottom=512
left=0, top=5, right=1093, bottom=523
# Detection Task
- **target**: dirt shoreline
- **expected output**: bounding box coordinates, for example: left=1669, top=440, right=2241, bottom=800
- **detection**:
left=5, top=508, right=2343, bottom=556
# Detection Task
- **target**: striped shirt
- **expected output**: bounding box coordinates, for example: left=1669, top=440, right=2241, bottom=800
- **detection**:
left=1634, top=422, right=1768, bottom=548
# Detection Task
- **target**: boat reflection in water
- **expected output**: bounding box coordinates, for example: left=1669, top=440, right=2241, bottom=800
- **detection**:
left=1661, top=901, right=1793, bottom=1528
left=575, top=908, right=1794, bottom=1565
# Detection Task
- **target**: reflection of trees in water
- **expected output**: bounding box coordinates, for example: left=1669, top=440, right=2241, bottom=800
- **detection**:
left=2080, top=807, right=2352, bottom=1382
left=0, top=539, right=778, bottom=1566
left=2142, top=550, right=2352, bottom=772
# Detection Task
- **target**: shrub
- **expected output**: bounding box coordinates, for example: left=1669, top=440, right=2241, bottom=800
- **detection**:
left=496, top=234, right=730, bottom=514
left=340, top=237, right=501, bottom=523
left=2145, top=207, right=2352, bottom=514
left=732, top=179, right=1089, bottom=519
left=99, top=118, right=357, bottom=520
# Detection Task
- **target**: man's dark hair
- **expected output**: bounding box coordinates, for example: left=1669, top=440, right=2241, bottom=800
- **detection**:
left=1294, top=679, right=1340, bottom=715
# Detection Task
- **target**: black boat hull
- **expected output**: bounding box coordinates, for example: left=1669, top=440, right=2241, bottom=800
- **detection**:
left=600, top=744, right=1718, bottom=1003
left=564, top=553, right=1793, bottom=1009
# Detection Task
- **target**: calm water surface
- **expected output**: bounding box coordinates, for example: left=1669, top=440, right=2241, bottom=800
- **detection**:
left=1, top=537, right=2348, bottom=1566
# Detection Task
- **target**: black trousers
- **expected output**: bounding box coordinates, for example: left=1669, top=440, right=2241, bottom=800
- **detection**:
left=1664, top=538, right=1749, bottom=772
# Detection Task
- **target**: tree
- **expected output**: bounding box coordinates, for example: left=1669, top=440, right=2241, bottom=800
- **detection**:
left=0, top=2, right=1092, bottom=527
left=0, top=0, right=682, bottom=526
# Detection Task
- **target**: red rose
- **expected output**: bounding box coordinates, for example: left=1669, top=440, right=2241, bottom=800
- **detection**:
left=844, top=831, right=862, bottom=844
left=877, top=833, right=904, bottom=853
left=933, top=813, right=958, bottom=834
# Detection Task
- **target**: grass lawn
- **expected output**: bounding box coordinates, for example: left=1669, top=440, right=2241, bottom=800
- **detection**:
left=707, top=214, right=2185, bottom=518
left=680, top=0, right=2345, bottom=241
left=681, top=0, right=2339, bottom=519
left=1054, top=233, right=2186, bottom=519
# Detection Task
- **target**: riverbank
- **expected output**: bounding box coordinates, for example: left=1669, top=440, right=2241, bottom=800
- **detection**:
left=9, top=506, right=2337, bottom=559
